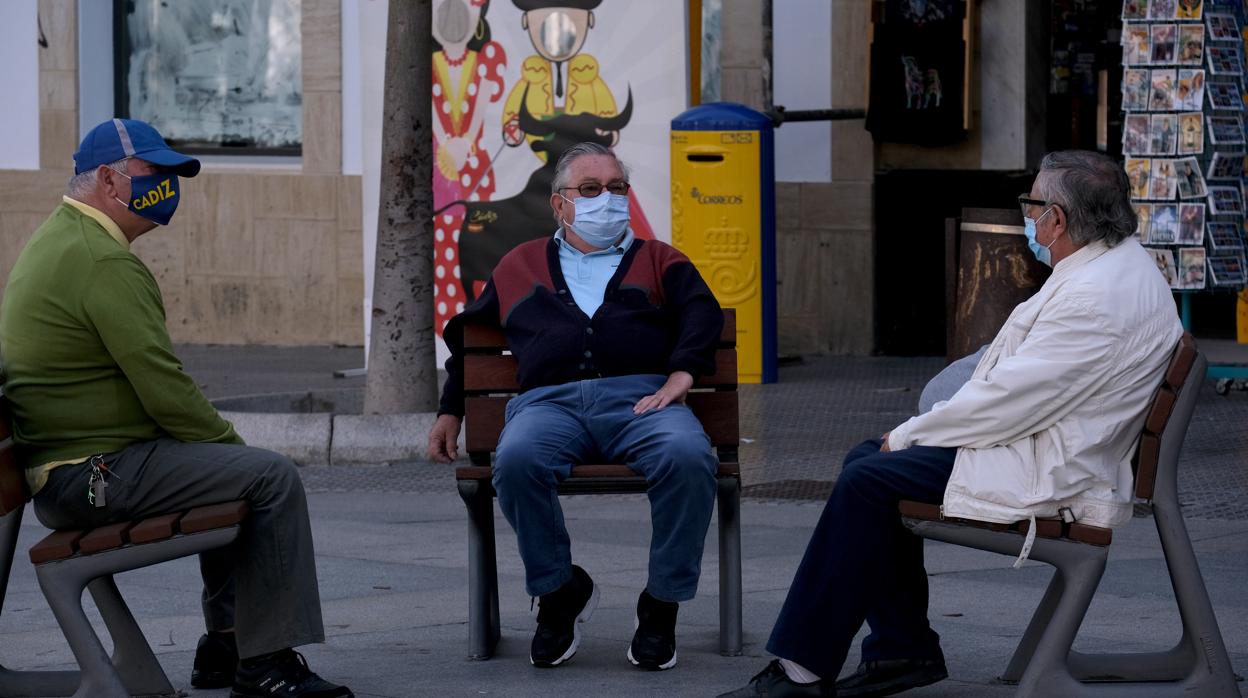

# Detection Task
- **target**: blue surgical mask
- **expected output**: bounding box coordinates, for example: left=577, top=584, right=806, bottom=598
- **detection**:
left=560, top=191, right=630, bottom=248
left=1023, top=207, right=1057, bottom=267
left=112, top=169, right=181, bottom=226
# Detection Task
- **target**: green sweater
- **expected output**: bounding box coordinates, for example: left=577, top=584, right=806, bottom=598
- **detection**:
left=0, top=203, right=242, bottom=469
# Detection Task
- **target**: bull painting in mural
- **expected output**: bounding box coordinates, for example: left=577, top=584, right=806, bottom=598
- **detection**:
left=448, top=86, right=633, bottom=301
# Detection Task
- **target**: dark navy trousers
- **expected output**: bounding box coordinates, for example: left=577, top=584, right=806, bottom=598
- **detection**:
left=766, top=439, right=957, bottom=679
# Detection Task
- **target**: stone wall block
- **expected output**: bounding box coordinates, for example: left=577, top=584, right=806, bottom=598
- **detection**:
left=819, top=228, right=873, bottom=355
left=37, top=0, right=77, bottom=72
left=830, top=0, right=870, bottom=109
left=799, top=181, right=873, bottom=231
left=256, top=175, right=339, bottom=221
left=301, top=0, right=342, bottom=92
left=302, top=91, right=342, bottom=174
left=830, top=121, right=873, bottom=182
left=39, top=69, right=76, bottom=112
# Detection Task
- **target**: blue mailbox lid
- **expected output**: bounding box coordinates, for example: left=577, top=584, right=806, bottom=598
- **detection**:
left=671, top=102, right=773, bottom=131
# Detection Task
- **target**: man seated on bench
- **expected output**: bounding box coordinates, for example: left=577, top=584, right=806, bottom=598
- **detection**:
left=427, top=142, right=724, bottom=671
left=0, top=119, right=352, bottom=698
left=722, top=150, right=1183, bottom=698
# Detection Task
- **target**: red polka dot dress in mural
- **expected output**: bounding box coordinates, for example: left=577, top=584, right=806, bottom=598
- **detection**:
left=432, top=40, right=506, bottom=334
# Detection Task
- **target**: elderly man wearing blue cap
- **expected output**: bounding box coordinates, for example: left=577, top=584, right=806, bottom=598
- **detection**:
left=0, top=119, right=353, bottom=698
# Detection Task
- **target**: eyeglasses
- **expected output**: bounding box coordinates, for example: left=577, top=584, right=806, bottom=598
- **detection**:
left=561, top=181, right=630, bottom=198
left=1018, top=195, right=1054, bottom=219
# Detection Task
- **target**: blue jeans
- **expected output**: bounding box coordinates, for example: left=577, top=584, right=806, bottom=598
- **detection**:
left=766, top=439, right=956, bottom=678
left=492, top=374, right=718, bottom=602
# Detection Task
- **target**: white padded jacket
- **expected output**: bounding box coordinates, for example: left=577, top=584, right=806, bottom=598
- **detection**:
left=887, top=238, right=1183, bottom=528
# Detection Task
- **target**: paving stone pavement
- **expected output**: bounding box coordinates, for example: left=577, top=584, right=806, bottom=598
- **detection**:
left=1, top=345, right=1240, bottom=698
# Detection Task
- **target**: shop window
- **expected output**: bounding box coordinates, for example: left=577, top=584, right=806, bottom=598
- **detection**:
left=113, top=0, right=302, bottom=155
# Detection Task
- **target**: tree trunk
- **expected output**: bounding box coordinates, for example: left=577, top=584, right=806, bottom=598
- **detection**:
left=364, top=0, right=437, bottom=414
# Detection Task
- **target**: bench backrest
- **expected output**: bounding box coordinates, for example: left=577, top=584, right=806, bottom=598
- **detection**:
left=0, top=395, right=31, bottom=517
left=462, top=309, right=739, bottom=465
left=1133, top=333, right=1202, bottom=500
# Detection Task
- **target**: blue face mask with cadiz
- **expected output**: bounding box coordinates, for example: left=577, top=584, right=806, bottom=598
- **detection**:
left=1023, top=206, right=1057, bottom=267
left=561, top=191, right=630, bottom=248
left=112, top=169, right=181, bottom=226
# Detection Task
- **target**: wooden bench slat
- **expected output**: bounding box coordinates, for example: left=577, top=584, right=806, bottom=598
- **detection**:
left=463, top=313, right=738, bottom=350
left=1164, top=335, right=1197, bottom=388
left=464, top=350, right=738, bottom=392
left=129, top=512, right=186, bottom=544
left=30, top=530, right=85, bottom=564
left=180, top=501, right=250, bottom=534
left=898, top=500, right=1113, bottom=547
left=78, top=521, right=136, bottom=554
left=1134, top=433, right=1161, bottom=500
left=1145, top=386, right=1177, bottom=435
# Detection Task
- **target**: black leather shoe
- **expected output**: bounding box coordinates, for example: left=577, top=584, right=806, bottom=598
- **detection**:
left=231, top=649, right=353, bottom=698
left=835, top=658, right=948, bottom=697
left=191, top=632, right=238, bottom=689
left=717, top=660, right=836, bottom=697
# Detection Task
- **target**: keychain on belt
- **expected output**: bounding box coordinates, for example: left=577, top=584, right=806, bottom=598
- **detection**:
left=86, top=455, right=121, bottom=508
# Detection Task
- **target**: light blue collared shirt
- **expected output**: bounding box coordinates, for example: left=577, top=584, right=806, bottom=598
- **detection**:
left=553, top=227, right=635, bottom=318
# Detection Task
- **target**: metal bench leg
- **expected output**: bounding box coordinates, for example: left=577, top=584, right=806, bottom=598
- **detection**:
left=35, top=566, right=129, bottom=698
left=458, top=480, right=500, bottom=660
left=1000, top=569, right=1065, bottom=683
left=0, top=508, right=81, bottom=698
left=88, top=576, right=176, bottom=696
left=717, top=476, right=743, bottom=657
left=1015, top=549, right=1107, bottom=698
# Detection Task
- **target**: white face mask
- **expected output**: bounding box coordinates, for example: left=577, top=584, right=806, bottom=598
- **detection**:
left=560, top=191, right=630, bottom=248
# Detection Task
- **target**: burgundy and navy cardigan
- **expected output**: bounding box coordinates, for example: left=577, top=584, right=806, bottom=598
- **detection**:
left=438, top=237, right=724, bottom=418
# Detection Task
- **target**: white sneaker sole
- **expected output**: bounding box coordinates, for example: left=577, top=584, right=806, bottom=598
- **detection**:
left=531, top=581, right=600, bottom=667
left=626, top=614, right=678, bottom=670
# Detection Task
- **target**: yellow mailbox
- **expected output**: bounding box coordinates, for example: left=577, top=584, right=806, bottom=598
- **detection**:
left=670, top=104, right=777, bottom=383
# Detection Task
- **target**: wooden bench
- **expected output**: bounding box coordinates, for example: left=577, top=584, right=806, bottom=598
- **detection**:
left=0, top=393, right=249, bottom=698
left=899, top=334, right=1241, bottom=697
left=454, top=309, right=742, bottom=660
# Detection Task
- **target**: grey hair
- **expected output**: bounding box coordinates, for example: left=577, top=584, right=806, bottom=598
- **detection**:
left=1036, top=150, right=1136, bottom=247
left=551, top=142, right=629, bottom=195
left=66, top=157, right=130, bottom=199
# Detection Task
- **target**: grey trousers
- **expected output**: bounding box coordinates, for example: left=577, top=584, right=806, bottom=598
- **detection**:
left=33, top=438, right=326, bottom=659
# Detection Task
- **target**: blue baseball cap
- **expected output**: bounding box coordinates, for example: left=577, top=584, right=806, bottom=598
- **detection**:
left=73, top=118, right=201, bottom=177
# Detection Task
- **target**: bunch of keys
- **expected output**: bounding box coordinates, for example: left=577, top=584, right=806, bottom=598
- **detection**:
left=87, top=455, right=120, bottom=508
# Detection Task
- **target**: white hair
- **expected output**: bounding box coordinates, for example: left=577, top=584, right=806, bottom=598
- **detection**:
left=66, top=157, right=130, bottom=199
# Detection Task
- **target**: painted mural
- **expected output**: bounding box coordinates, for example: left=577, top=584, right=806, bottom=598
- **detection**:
left=430, top=0, right=685, bottom=335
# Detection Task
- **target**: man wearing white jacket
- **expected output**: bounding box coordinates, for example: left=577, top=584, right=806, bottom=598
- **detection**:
left=722, top=151, right=1184, bottom=698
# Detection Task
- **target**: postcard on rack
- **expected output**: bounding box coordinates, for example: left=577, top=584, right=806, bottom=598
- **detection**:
left=1151, top=204, right=1180, bottom=242
left=1151, top=0, right=1178, bottom=20
left=1177, top=112, right=1204, bottom=154
left=1124, top=69, right=1152, bottom=110
left=1178, top=24, right=1205, bottom=64
left=1208, top=186, right=1245, bottom=216
left=1205, top=13, right=1239, bottom=41
left=1125, top=114, right=1151, bottom=154
left=1151, top=114, right=1179, bottom=154
left=1208, top=45, right=1244, bottom=74
left=1208, top=255, right=1246, bottom=286
left=1176, top=0, right=1202, bottom=20
left=1134, top=203, right=1153, bottom=243
left=1177, top=203, right=1206, bottom=244
left=1146, top=246, right=1180, bottom=288
left=1124, top=25, right=1153, bottom=65
left=1124, top=0, right=1150, bottom=19
left=1128, top=157, right=1153, bottom=199
left=1151, top=159, right=1179, bottom=199
left=1176, top=157, right=1207, bottom=198
left=1206, top=80, right=1243, bottom=110
left=1207, top=114, right=1246, bottom=145
left=1151, top=24, right=1178, bottom=62
left=1207, top=151, right=1245, bottom=180
left=1176, top=69, right=1205, bottom=110
left=1150, top=69, right=1178, bottom=110
left=1208, top=222, right=1245, bottom=250
left=1178, top=247, right=1207, bottom=289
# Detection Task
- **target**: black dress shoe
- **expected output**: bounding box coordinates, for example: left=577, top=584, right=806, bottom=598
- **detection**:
left=717, top=660, right=836, bottom=697
left=191, top=632, right=238, bottom=689
left=835, top=658, right=948, bottom=697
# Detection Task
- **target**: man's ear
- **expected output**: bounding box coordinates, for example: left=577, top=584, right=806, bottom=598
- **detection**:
left=98, top=164, right=120, bottom=196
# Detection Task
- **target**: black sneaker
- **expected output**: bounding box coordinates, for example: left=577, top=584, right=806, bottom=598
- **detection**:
left=230, top=649, right=353, bottom=698
left=717, top=660, right=836, bottom=697
left=530, top=565, right=599, bottom=667
left=834, top=658, right=947, bottom=697
left=627, top=589, right=678, bottom=670
left=191, top=631, right=238, bottom=689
